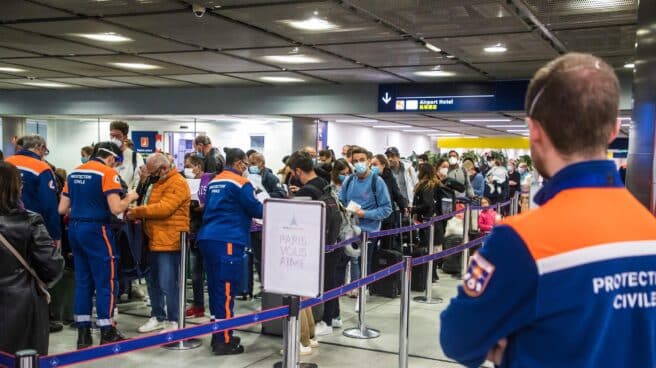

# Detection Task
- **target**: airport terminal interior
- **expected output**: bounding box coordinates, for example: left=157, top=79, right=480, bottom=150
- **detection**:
left=0, top=0, right=653, bottom=367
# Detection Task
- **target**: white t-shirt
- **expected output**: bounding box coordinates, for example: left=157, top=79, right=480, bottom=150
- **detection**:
left=117, top=147, right=143, bottom=191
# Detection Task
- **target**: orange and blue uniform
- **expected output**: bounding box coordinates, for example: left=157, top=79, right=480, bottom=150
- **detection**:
left=63, top=158, right=123, bottom=329
left=197, top=168, right=263, bottom=345
left=440, top=160, right=656, bottom=367
left=5, top=150, right=61, bottom=240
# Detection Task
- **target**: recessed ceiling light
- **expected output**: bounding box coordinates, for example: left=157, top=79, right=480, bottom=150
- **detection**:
left=486, top=124, right=526, bottom=128
left=424, top=42, right=441, bottom=53
left=74, top=32, right=132, bottom=43
left=507, top=129, right=530, bottom=133
left=335, top=119, right=378, bottom=123
left=0, top=67, right=26, bottom=72
left=372, top=124, right=411, bottom=129
left=111, top=62, right=161, bottom=70
left=283, top=17, right=338, bottom=31
left=263, top=54, right=322, bottom=64
left=624, top=63, right=635, bottom=69
left=260, top=76, right=305, bottom=83
left=414, top=70, right=455, bottom=77
left=446, top=55, right=456, bottom=59
left=23, top=81, right=72, bottom=88
left=484, top=43, right=507, bottom=53
left=619, top=117, right=632, bottom=121
left=429, top=133, right=461, bottom=137
left=403, top=129, right=439, bottom=133
left=460, top=118, right=511, bottom=122
left=621, top=123, right=632, bottom=127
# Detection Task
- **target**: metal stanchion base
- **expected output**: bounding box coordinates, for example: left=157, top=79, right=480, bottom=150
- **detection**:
left=413, top=295, right=443, bottom=304
left=162, top=338, right=202, bottom=350
left=343, top=327, right=381, bottom=339
left=273, top=362, right=318, bottom=368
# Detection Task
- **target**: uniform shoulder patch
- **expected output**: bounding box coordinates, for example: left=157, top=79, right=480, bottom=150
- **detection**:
left=462, top=252, right=496, bottom=298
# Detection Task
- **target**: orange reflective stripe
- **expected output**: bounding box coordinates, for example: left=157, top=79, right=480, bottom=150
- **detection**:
left=101, top=226, right=116, bottom=326
left=227, top=242, right=233, bottom=255
left=224, top=281, right=231, bottom=343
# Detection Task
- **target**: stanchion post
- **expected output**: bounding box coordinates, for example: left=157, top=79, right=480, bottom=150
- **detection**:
left=343, top=232, right=380, bottom=339
left=163, top=232, right=202, bottom=350
left=399, top=256, right=412, bottom=368
left=514, top=192, right=520, bottom=215
left=461, top=205, right=471, bottom=278
left=15, top=350, right=37, bottom=368
left=413, top=223, right=442, bottom=304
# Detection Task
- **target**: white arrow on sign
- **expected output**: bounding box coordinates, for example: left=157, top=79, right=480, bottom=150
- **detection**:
left=382, top=92, right=392, bottom=104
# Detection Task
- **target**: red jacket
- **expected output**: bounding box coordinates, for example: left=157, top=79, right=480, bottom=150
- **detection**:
left=478, top=208, right=497, bottom=233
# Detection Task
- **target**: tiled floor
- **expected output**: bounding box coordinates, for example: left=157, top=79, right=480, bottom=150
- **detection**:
left=44, top=271, right=490, bottom=367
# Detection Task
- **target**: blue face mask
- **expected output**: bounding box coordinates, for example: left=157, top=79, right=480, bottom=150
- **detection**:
left=338, top=174, right=347, bottom=182
left=353, top=162, right=368, bottom=175
left=196, top=152, right=204, bottom=158
left=248, top=165, right=260, bottom=175
left=81, top=157, right=89, bottom=164
left=370, top=166, right=381, bottom=176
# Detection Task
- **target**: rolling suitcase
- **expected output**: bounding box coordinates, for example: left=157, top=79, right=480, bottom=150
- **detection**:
left=441, top=234, right=464, bottom=275
left=369, top=248, right=402, bottom=298
left=410, top=246, right=429, bottom=292
left=261, top=292, right=324, bottom=336
left=237, top=248, right=253, bottom=298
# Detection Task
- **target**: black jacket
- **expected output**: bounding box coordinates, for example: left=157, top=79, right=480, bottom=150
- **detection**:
left=0, top=210, right=64, bottom=355
left=261, top=168, right=286, bottom=198
left=381, top=168, right=408, bottom=211
left=205, top=147, right=225, bottom=174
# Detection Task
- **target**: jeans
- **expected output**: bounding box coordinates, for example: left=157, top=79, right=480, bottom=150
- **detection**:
left=146, top=251, right=180, bottom=322
left=190, top=246, right=205, bottom=308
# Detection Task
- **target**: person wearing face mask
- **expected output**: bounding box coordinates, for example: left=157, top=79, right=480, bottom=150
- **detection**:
left=517, top=162, right=533, bottom=212
left=385, top=147, right=418, bottom=208
left=194, top=135, right=225, bottom=175
left=109, top=121, right=144, bottom=192
left=196, top=148, right=263, bottom=355
left=249, top=153, right=286, bottom=199
left=466, top=162, right=485, bottom=198
left=372, top=154, right=408, bottom=250
left=446, top=150, right=475, bottom=199
left=80, top=146, right=93, bottom=164
left=58, top=142, right=139, bottom=348
left=507, top=160, right=521, bottom=201
left=126, top=153, right=191, bottom=335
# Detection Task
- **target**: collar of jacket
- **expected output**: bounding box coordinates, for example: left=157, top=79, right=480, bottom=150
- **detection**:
left=225, top=167, right=242, bottom=176
left=534, top=160, right=623, bottom=206
left=17, top=149, right=41, bottom=160
left=155, top=168, right=180, bottom=184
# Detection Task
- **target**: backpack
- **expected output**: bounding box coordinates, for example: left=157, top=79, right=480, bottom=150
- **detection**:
left=343, top=173, right=379, bottom=207
left=306, top=184, right=343, bottom=246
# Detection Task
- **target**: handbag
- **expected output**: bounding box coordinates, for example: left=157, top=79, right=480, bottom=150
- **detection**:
left=0, top=232, right=51, bottom=304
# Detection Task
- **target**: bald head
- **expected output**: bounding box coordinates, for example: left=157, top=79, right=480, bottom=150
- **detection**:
left=146, top=154, right=171, bottom=180
left=303, top=146, right=317, bottom=158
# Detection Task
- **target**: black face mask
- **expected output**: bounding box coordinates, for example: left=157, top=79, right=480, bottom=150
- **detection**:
left=148, top=175, right=160, bottom=184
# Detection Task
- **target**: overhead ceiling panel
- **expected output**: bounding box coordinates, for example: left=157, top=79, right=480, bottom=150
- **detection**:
left=0, top=78, right=84, bottom=88
left=165, top=74, right=259, bottom=86
left=473, top=60, right=548, bottom=79
left=428, top=32, right=558, bottom=64
left=108, top=12, right=290, bottom=50
left=0, top=81, right=36, bottom=89
left=318, top=40, right=455, bottom=68
left=357, top=113, right=436, bottom=121
left=225, top=71, right=329, bottom=84
left=0, top=61, right=75, bottom=78
left=7, top=58, right=137, bottom=77
left=218, top=2, right=403, bottom=45
left=184, top=0, right=302, bottom=6
left=44, top=77, right=141, bottom=88
left=346, top=0, right=529, bottom=38
left=146, top=51, right=277, bottom=73
left=0, top=0, right=71, bottom=21
left=302, top=68, right=407, bottom=83
left=383, top=64, right=485, bottom=82
left=35, top=0, right=187, bottom=16
left=0, top=27, right=115, bottom=56
left=67, top=55, right=201, bottom=75
left=11, top=20, right=196, bottom=53
left=225, top=46, right=359, bottom=70
left=103, top=76, right=195, bottom=87
left=555, top=25, right=637, bottom=57
left=0, top=47, right=39, bottom=59
left=524, top=0, right=638, bottom=30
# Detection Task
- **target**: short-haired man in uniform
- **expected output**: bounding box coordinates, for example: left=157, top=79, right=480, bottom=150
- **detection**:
left=440, top=53, right=656, bottom=367
left=197, top=148, right=263, bottom=355
left=5, top=135, right=61, bottom=246
left=59, top=142, right=138, bottom=349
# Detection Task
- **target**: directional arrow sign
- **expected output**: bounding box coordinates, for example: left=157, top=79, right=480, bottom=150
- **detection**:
left=382, top=92, right=392, bottom=104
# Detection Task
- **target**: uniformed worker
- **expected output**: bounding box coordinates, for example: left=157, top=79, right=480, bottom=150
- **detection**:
left=58, top=142, right=138, bottom=349
left=5, top=135, right=61, bottom=246
left=440, top=53, right=656, bottom=367
left=197, top=148, right=263, bottom=355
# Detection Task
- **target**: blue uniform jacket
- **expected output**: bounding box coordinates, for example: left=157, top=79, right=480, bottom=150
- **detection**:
left=440, top=160, right=656, bottom=367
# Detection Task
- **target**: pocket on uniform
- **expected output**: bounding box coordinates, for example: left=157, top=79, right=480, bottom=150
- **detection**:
left=219, top=255, right=242, bottom=283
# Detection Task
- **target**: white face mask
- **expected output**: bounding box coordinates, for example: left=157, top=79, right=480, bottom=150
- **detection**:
left=448, top=157, right=458, bottom=165
left=518, top=167, right=527, bottom=174
left=507, top=165, right=514, bottom=172
left=184, top=168, right=195, bottom=179
left=439, top=167, right=449, bottom=176
left=110, top=137, right=123, bottom=149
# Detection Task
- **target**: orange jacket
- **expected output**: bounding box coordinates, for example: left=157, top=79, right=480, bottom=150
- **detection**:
left=131, top=170, right=190, bottom=252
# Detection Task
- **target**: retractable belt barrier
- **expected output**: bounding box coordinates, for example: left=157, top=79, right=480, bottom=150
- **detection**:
left=4, top=205, right=494, bottom=368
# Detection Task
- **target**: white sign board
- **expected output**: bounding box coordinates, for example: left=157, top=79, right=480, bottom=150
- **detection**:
left=262, top=199, right=325, bottom=298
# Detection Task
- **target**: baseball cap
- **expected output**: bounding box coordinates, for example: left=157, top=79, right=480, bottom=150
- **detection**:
left=385, top=147, right=400, bottom=157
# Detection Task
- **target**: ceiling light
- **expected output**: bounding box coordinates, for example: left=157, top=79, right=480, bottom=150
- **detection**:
left=507, top=129, right=529, bottom=133
left=460, top=118, right=511, bottom=122
left=284, top=18, right=338, bottom=31
left=23, top=81, right=72, bottom=88
left=260, top=76, right=305, bottom=83
left=74, top=32, right=132, bottom=43
left=619, top=117, right=632, bottom=121
left=429, top=133, right=461, bottom=137
left=403, top=129, right=438, bottom=132
left=484, top=43, right=507, bottom=53
left=112, top=62, right=161, bottom=70
left=372, top=125, right=410, bottom=128
left=624, top=63, right=635, bottom=69
left=0, top=67, right=26, bottom=72
left=414, top=70, right=455, bottom=77
left=486, top=124, right=526, bottom=128
left=621, top=124, right=631, bottom=127
left=446, top=55, right=456, bottom=59
left=424, top=42, right=441, bottom=53
left=335, top=119, right=378, bottom=123
left=263, top=55, right=322, bottom=64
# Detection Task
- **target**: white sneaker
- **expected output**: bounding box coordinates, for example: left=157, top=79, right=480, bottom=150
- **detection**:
left=331, top=317, right=343, bottom=328
left=309, top=339, right=319, bottom=348
left=137, top=317, right=165, bottom=333
left=300, top=344, right=312, bottom=356
left=162, top=321, right=178, bottom=332
left=314, top=321, right=333, bottom=336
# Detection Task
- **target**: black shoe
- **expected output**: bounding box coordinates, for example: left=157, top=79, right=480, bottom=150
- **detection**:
left=211, top=334, right=240, bottom=346
left=212, top=340, right=244, bottom=356
left=50, top=321, right=64, bottom=333
left=100, top=327, right=127, bottom=345
left=77, top=327, right=92, bottom=349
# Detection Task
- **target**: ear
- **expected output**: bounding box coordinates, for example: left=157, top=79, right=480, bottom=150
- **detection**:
left=526, top=117, right=543, bottom=146
left=608, top=118, right=621, bottom=144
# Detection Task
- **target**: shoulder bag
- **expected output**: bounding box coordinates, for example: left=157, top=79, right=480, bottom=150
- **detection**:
left=0, top=233, right=51, bottom=303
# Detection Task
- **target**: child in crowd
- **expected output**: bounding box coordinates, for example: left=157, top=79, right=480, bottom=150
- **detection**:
left=478, top=197, right=498, bottom=234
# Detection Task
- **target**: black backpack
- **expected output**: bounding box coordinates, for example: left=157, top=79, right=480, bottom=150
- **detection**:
left=306, top=184, right=343, bottom=246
